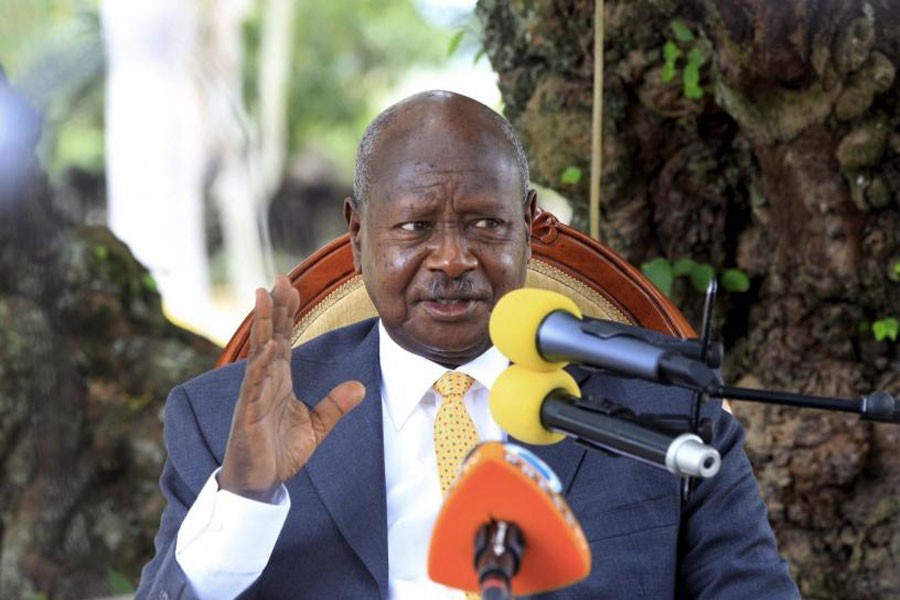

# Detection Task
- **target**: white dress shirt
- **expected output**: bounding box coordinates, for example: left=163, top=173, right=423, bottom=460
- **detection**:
left=175, top=320, right=509, bottom=599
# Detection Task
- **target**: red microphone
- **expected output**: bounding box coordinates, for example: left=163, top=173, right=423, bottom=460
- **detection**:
left=428, top=442, right=591, bottom=598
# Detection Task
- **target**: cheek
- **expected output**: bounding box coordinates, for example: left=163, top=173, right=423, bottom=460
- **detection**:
left=487, top=238, right=530, bottom=288
left=363, top=244, right=421, bottom=302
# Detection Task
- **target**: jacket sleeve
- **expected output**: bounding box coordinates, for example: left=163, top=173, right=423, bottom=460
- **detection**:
left=676, top=406, right=800, bottom=599
left=135, top=385, right=220, bottom=600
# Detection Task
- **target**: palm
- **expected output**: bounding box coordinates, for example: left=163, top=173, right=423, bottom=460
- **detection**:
left=220, top=276, right=365, bottom=501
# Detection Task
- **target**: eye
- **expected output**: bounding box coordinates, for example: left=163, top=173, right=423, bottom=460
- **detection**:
left=398, top=221, right=432, bottom=232
left=472, top=218, right=502, bottom=229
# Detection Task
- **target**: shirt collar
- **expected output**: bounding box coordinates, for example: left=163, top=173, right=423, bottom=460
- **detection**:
left=378, top=320, right=510, bottom=431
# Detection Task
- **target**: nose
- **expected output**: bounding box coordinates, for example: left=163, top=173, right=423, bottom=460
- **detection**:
left=424, top=225, right=477, bottom=278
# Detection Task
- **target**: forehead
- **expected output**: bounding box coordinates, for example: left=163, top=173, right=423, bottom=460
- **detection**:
left=367, top=107, right=523, bottom=209
left=377, top=150, right=518, bottom=191
left=368, top=157, right=522, bottom=219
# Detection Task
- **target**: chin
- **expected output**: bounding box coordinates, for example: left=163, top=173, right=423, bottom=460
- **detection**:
left=422, top=337, right=491, bottom=367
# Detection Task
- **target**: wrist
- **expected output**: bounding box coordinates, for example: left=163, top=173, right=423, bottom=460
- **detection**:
left=217, top=469, right=280, bottom=504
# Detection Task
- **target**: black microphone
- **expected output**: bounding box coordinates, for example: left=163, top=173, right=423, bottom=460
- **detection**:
left=489, top=365, right=722, bottom=479
left=578, top=315, right=722, bottom=368
left=489, top=288, right=720, bottom=391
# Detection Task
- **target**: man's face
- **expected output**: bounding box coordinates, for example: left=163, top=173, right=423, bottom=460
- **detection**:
left=346, top=107, right=535, bottom=366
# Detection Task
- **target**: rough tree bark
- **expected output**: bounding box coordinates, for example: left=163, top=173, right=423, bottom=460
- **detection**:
left=0, top=76, right=219, bottom=598
left=478, top=1, right=899, bottom=598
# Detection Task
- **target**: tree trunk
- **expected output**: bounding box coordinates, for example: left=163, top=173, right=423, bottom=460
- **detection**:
left=0, top=76, right=219, bottom=598
left=206, top=0, right=296, bottom=304
left=103, top=0, right=296, bottom=336
left=101, top=0, right=214, bottom=330
left=478, top=0, right=900, bottom=597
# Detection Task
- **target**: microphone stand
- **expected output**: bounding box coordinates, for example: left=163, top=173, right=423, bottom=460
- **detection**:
left=592, top=278, right=899, bottom=498
left=681, top=280, right=898, bottom=425
left=683, top=278, right=718, bottom=501
left=708, top=386, right=899, bottom=423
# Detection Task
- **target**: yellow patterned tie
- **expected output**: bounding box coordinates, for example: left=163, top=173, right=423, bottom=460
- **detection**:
left=433, top=372, right=481, bottom=600
left=433, top=371, right=479, bottom=496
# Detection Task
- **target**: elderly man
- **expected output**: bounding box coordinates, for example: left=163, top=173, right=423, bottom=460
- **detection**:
left=137, top=91, right=799, bottom=599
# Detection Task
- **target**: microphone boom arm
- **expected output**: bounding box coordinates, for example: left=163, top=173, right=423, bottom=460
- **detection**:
left=710, top=385, right=899, bottom=423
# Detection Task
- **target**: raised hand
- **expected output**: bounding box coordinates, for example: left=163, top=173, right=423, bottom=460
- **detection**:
left=218, top=275, right=366, bottom=502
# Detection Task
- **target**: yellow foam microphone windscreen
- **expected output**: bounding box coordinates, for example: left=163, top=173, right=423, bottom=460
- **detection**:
left=490, top=364, right=581, bottom=445
left=489, top=288, right=582, bottom=371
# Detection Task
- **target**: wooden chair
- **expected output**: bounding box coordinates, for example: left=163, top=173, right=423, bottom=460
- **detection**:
left=217, top=210, right=694, bottom=366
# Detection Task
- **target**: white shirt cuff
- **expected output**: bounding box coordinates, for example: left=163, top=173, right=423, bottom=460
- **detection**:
left=175, top=468, right=290, bottom=600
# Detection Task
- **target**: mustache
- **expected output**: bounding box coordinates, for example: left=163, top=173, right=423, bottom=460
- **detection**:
left=423, top=276, right=480, bottom=300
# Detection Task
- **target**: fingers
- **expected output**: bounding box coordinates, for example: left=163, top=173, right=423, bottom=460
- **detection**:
left=249, top=287, right=274, bottom=356
left=309, top=381, right=366, bottom=443
left=249, top=276, right=299, bottom=358
left=239, top=339, right=280, bottom=409
left=271, top=275, right=300, bottom=358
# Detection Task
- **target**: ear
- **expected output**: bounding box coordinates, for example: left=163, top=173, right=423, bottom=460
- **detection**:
left=524, top=189, right=537, bottom=261
left=344, top=196, right=363, bottom=273
left=524, top=189, right=538, bottom=229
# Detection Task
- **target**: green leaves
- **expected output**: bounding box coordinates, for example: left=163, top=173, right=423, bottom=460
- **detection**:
left=661, top=41, right=681, bottom=83
left=866, top=261, right=900, bottom=341
left=670, top=20, right=695, bottom=42
left=107, top=568, right=135, bottom=594
left=862, top=316, right=898, bottom=343
left=672, top=257, right=695, bottom=277
left=642, top=257, right=675, bottom=296
left=447, top=29, right=465, bottom=57
left=560, top=165, right=583, bottom=185
left=142, top=272, right=158, bottom=293
left=640, top=257, right=750, bottom=297
left=689, top=263, right=715, bottom=292
left=872, top=317, right=899, bottom=342
left=721, top=268, right=750, bottom=292
left=448, top=26, right=486, bottom=65
left=660, top=20, right=706, bottom=99
left=683, top=47, right=705, bottom=99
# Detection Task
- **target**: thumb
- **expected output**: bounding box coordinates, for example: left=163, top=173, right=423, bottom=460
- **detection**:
left=310, top=380, right=366, bottom=440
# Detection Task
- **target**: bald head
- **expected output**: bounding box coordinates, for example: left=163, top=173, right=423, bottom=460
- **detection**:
left=352, top=91, right=530, bottom=209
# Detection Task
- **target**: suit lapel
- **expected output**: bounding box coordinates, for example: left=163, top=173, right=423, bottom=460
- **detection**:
left=292, top=323, right=389, bottom=597
left=517, top=439, right=586, bottom=494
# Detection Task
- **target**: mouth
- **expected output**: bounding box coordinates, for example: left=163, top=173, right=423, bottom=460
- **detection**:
left=419, top=297, right=486, bottom=319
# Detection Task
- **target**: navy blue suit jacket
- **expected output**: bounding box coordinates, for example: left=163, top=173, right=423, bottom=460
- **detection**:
left=137, top=319, right=799, bottom=599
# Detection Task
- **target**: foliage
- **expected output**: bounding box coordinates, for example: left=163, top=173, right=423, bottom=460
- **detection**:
left=446, top=17, right=487, bottom=65
left=447, top=29, right=466, bottom=57
left=2, top=0, right=449, bottom=181
left=641, top=256, right=749, bottom=298
left=872, top=317, right=898, bottom=342
left=242, top=0, right=449, bottom=174
left=107, top=568, right=135, bottom=594
left=0, top=1, right=105, bottom=177
left=865, top=260, right=900, bottom=342
left=660, top=20, right=706, bottom=99
left=560, top=165, right=583, bottom=185
left=642, top=257, right=675, bottom=296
